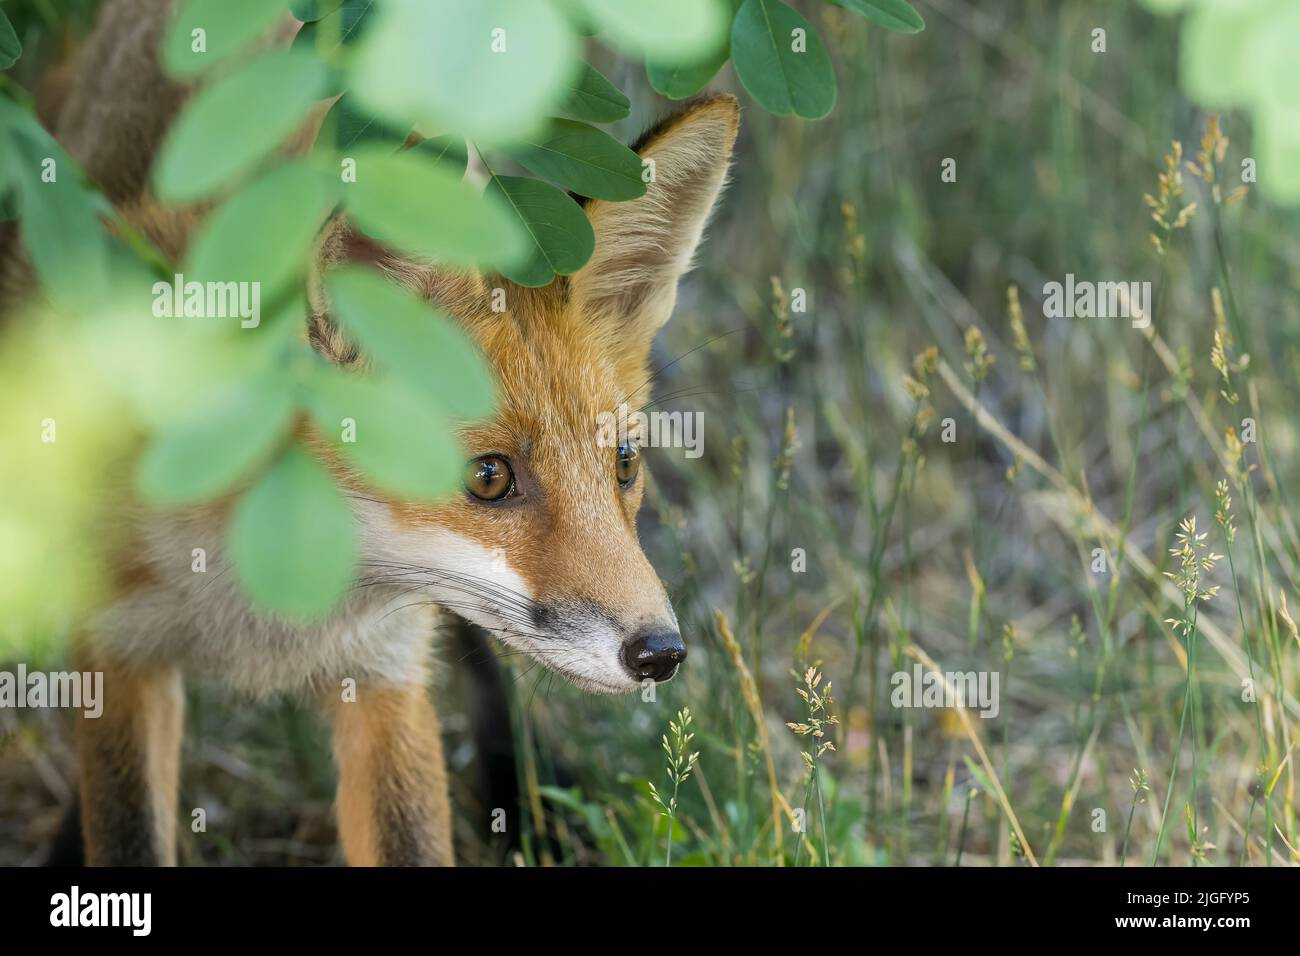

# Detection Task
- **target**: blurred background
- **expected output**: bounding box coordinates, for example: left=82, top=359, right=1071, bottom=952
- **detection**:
left=2, top=0, right=1298, bottom=866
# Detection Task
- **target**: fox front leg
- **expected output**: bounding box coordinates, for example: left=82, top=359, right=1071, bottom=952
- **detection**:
left=76, top=655, right=184, bottom=866
left=327, top=684, right=454, bottom=866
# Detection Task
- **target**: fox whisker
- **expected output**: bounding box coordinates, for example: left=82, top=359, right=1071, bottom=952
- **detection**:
left=358, top=561, right=541, bottom=619
left=619, top=326, right=747, bottom=407
left=640, top=381, right=767, bottom=413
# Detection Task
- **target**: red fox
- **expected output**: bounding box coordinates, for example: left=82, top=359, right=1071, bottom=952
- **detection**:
left=22, top=1, right=739, bottom=865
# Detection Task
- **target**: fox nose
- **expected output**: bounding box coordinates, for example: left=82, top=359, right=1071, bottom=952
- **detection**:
left=621, top=630, right=686, bottom=682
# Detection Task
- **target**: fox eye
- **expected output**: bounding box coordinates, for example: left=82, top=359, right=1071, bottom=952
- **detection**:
left=616, top=442, right=640, bottom=487
left=466, top=455, right=515, bottom=502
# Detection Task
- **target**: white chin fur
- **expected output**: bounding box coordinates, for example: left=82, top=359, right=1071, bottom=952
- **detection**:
left=358, top=510, right=637, bottom=693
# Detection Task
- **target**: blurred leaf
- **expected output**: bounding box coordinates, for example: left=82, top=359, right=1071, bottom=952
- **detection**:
left=540, top=786, right=615, bottom=839
left=9, top=128, right=110, bottom=306
left=155, top=51, right=327, bottom=202
left=327, top=266, right=496, bottom=419
left=291, top=0, right=345, bottom=23
left=136, top=376, right=295, bottom=506
left=1256, top=105, right=1300, bottom=204
left=672, top=852, right=711, bottom=866
left=647, top=42, right=730, bottom=100
left=344, top=146, right=527, bottom=269
left=314, top=95, right=406, bottom=153
left=305, top=369, right=462, bottom=499
left=163, top=0, right=288, bottom=77
left=0, top=10, right=22, bottom=69
left=516, top=119, right=647, bottom=201
left=0, top=321, right=127, bottom=657
left=1179, top=2, right=1255, bottom=108
left=186, top=161, right=337, bottom=299
left=1174, top=0, right=1300, bottom=204
left=563, top=61, right=631, bottom=123
left=354, top=0, right=578, bottom=145
left=579, top=0, right=731, bottom=64
left=832, top=0, right=925, bottom=33
left=0, top=126, right=12, bottom=189
left=228, top=445, right=358, bottom=620
left=293, top=0, right=374, bottom=58
left=732, top=0, right=836, bottom=119
left=290, top=20, right=347, bottom=96
left=316, top=100, right=466, bottom=172
left=412, top=134, right=468, bottom=175
left=486, top=175, right=595, bottom=287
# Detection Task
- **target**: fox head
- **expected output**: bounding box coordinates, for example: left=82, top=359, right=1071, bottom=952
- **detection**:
left=313, top=96, right=739, bottom=694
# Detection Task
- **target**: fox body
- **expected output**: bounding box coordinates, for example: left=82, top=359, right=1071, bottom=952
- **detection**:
left=27, top=1, right=739, bottom=865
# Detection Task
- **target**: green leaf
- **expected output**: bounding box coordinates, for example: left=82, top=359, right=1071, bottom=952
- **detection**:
left=291, top=0, right=344, bottom=22
left=292, top=0, right=377, bottom=96
left=293, top=0, right=374, bottom=57
left=163, top=0, right=290, bottom=77
left=579, top=0, right=731, bottom=65
left=314, top=95, right=408, bottom=154
left=344, top=146, right=527, bottom=270
left=516, top=119, right=647, bottom=201
left=1176, top=0, right=1300, bottom=205
left=289, top=20, right=346, bottom=96
left=731, top=0, right=836, bottom=119
left=562, top=61, right=631, bottom=123
left=647, top=43, right=730, bottom=100
left=137, top=376, right=296, bottom=506
left=412, top=135, right=468, bottom=176
left=326, top=266, right=496, bottom=419
left=305, top=369, right=462, bottom=499
left=832, top=0, right=925, bottom=34
left=486, top=175, right=595, bottom=287
left=9, top=130, right=110, bottom=305
left=0, top=10, right=22, bottom=70
left=0, top=126, right=13, bottom=189
left=155, top=51, right=327, bottom=202
left=1256, top=105, right=1300, bottom=204
left=228, top=445, right=358, bottom=620
left=186, top=162, right=337, bottom=300
left=315, top=100, right=466, bottom=173
left=1180, top=3, right=1258, bottom=109
left=354, top=0, right=578, bottom=146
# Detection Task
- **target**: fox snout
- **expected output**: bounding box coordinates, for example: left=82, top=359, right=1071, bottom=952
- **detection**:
left=622, top=629, right=687, bottom=683
left=516, top=587, right=683, bottom=693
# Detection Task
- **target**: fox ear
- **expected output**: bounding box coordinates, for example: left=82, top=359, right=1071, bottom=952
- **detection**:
left=571, top=94, right=739, bottom=347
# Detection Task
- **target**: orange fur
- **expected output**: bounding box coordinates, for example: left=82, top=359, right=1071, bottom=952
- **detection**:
left=327, top=685, right=453, bottom=866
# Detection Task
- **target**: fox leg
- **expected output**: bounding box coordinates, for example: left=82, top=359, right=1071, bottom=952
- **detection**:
left=75, top=653, right=184, bottom=866
left=328, top=684, right=454, bottom=866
